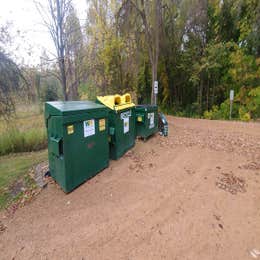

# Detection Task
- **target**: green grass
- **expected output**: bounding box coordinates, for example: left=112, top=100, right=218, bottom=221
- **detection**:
left=0, top=102, right=47, bottom=156
left=0, top=150, right=48, bottom=209
left=0, top=103, right=48, bottom=209
left=0, top=128, right=47, bottom=156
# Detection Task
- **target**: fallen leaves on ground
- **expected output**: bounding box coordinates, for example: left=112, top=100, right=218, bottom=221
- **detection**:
left=0, top=221, right=7, bottom=234
left=216, top=172, right=246, bottom=195
left=239, top=161, right=260, bottom=171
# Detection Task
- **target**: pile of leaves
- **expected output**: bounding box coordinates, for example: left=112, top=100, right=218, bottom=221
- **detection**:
left=216, top=173, right=246, bottom=195
left=0, top=220, right=6, bottom=233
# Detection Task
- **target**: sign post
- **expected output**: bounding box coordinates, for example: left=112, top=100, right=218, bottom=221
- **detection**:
left=229, top=89, right=234, bottom=120
left=154, top=81, right=158, bottom=105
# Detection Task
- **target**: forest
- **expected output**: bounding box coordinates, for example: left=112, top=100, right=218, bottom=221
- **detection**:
left=0, top=0, right=260, bottom=122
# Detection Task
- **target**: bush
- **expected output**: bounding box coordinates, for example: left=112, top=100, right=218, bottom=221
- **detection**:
left=247, top=87, right=260, bottom=119
left=40, top=76, right=61, bottom=102
left=203, top=104, right=227, bottom=120
left=0, top=128, right=47, bottom=156
left=41, top=84, right=59, bottom=102
left=239, top=107, right=251, bottom=122
left=203, top=110, right=213, bottom=119
left=203, top=86, right=260, bottom=121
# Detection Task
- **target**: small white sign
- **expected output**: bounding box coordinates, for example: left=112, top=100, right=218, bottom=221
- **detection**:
left=83, top=119, right=95, bottom=137
left=230, top=90, right=234, bottom=101
left=154, top=81, right=158, bottom=94
left=123, top=117, right=129, bottom=133
left=148, top=112, right=155, bottom=129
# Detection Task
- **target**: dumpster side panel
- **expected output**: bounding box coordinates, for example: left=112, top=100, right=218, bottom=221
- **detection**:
left=47, top=115, right=66, bottom=190
left=63, top=109, right=109, bottom=192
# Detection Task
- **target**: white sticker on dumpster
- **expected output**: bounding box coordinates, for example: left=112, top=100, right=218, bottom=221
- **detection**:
left=148, top=112, right=155, bottom=129
left=83, top=119, right=95, bottom=137
left=120, top=110, right=131, bottom=119
left=123, top=117, right=129, bottom=133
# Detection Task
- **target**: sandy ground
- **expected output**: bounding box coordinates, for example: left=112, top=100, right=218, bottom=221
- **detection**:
left=1, top=116, right=260, bottom=260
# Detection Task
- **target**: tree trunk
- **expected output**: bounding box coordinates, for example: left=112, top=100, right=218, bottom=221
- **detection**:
left=206, top=73, right=209, bottom=110
left=198, top=78, right=203, bottom=115
left=57, top=0, right=68, bottom=101
left=60, top=58, right=68, bottom=100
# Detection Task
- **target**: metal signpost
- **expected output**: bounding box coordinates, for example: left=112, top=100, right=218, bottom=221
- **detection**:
left=230, top=89, right=234, bottom=120
left=154, top=81, right=158, bottom=105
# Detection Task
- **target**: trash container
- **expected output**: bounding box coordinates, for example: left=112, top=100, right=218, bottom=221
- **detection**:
left=135, top=105, right=158, bottom=139
left=45, top=101, right=109, bottom=193
left=96, top=94, right=135, bottom=160
left=158, top=112, right=168, bottom=136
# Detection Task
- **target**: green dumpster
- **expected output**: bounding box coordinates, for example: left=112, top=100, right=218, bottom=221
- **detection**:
left=45, top=101, right=109, bottom=193
left=96, top=94, right=135, bottom=160
left=135, top=105, right=158, bottom=139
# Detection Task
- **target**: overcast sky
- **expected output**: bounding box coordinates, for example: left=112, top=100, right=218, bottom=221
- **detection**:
left=0, top=0, right=87, bottom=66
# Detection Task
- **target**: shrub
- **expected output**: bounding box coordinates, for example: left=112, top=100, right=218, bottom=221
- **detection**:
left=203, top=110, right=213, bottom=119
left=239, top=107, right=251, bottom=122
left=247, top=87, right=260, bottom=119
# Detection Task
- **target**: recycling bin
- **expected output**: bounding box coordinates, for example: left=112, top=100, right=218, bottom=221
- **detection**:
left=96, top=94, right=135, bottom=160
left=135, top=105, right=158, bottom=139
left=45, top=101, right=109, bottom=193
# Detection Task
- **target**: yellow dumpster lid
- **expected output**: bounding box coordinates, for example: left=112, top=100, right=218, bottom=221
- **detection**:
left=97, top=93, right=135, bottom=111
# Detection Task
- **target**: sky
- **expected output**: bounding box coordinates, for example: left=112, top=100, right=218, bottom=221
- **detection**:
left=0, top=0, right=88, bottom=66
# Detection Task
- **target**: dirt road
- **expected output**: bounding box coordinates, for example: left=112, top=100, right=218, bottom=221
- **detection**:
left=1, top=117, right=260, bottom=260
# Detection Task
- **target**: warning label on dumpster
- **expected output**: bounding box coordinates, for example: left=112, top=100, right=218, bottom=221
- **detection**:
left=99, top=118, right=106, bottom=131
left=148, top=113, right=155, bottom=129
left=123, top=117, right=129, bottom=133
left=67, top=125, right=74, bottom=135
left=83, top=119, right=95, bottom=137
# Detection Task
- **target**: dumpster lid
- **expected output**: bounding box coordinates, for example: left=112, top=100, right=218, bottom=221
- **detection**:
left=97, top=94, right=135, bottom=111
left=45, top=101, right=107, bottom=117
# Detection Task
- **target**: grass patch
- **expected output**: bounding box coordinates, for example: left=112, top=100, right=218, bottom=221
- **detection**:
left=0, top=128, right=47, bottom=156
left=0, top=103, right=47, bottom=156
left=0, top=150, right=48, bottom=209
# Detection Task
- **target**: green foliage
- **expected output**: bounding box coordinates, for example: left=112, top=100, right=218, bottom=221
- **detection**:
left=42, top=84, right=59, bottom=102
left=239, top=106, right=251, bottom=122
left=79, top=81, right=97, bottom=101
left=247, top=87, right=260, bottom=118
left=40, top=77, right=60, bottom=102
left=137, top=59, right=151, bottom=104
left=0, top=51, right=27, bottom=118
left=204, top=86, right=260, bottom=121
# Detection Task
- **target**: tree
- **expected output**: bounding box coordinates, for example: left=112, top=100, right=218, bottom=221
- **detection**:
left=0, top=24, right=27, bottom=118
left=36, top=0, right=73, bottom=100
left=85, top=0, right=139, bottom=97
left=65, top=4, right=85, bottom=100
left=118, top=0, right=162, bottom=104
